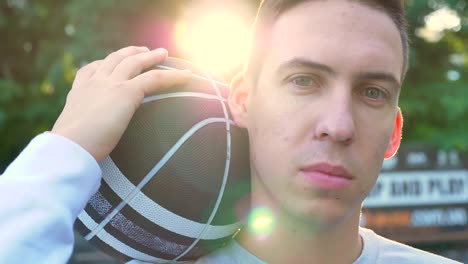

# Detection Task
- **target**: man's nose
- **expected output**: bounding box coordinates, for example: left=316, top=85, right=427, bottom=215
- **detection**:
left=313, top=92, right=356, bottom=145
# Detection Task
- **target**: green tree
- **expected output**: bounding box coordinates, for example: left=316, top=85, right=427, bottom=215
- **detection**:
left=402, top=0, right=468, bottom=151
left=0, top=0, right=182, bottom=171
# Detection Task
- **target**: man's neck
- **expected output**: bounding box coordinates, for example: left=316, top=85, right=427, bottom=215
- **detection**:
left=236, top=206, right=363, bottom=264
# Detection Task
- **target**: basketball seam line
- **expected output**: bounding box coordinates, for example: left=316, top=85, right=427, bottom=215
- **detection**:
left=84, top=117, right=235, bottom=241
left=79, top=211, right=168, bottom=263
left=82, top=156, right=241, bottom=239
left=172, top=65, right=233, bottom=261
left=143, top=92, right=226, bottom=104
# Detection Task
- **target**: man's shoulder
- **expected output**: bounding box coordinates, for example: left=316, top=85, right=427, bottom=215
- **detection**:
left=190, top=228, right=461, bottom=264
left=190, top=245, right=239, bottom=264
left=360, top=228, right=461, bottom=264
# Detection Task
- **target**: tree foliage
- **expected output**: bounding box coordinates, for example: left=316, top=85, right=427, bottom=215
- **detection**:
left=402, top=0, right=468, bottom=151
left=1, top=0, right=467, bottom=171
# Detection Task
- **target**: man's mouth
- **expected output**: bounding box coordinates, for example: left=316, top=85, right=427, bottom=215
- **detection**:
left=299, top=162, right=353, bottom=190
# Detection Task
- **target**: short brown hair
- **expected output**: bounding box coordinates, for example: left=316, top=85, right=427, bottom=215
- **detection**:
left=245, top=0, right=409, bottom=82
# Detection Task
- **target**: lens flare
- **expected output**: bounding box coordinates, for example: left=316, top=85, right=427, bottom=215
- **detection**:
left=175, top=2, right=253, bottom=77
left=247, top=207, right=275, bottom=237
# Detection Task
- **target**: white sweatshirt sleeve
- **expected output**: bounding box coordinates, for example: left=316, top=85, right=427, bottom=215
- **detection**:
left=0, top=132, right=102, bottom=264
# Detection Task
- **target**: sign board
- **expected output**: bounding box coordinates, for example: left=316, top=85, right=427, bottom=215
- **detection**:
left=361, top=205, right=468, bottom=243
left=363, top=170, right=468, bottom=208
left=361, top=146, right=468, bottom=243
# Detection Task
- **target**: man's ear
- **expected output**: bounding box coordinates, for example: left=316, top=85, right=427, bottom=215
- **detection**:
left=228, top=72, right=250, bottom=128
left=384, top=108, right=403, bottom=159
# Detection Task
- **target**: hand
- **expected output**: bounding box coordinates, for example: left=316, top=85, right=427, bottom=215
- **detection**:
left=51, top=46, right=191, bottom=162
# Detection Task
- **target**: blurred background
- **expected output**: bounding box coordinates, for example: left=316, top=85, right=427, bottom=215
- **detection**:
left=0, top=0, right=467, bottom=263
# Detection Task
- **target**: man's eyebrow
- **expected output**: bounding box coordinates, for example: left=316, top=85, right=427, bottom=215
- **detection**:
left=276, top=57, right=337, bottom=76
left=276, top=58, right=401, bottom=89
left=356, top=72, right=401, bottom=89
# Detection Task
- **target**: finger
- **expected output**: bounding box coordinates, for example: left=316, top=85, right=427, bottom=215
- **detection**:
left=72, top=60, right=102, bottom=89
left=94, top=46, right=149, bottom=77
left=110, top=48, right=168, bottom=81
left=126, top=69, right=192, bottom=97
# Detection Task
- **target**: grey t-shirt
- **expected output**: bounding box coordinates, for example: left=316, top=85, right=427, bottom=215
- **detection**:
left=194, top=227, right=460, bottom=264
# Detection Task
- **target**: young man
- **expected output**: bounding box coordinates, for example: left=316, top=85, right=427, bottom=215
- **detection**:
left=0, top=0, right=460, bottom=263
left=197, top=0, right=457, bottom=263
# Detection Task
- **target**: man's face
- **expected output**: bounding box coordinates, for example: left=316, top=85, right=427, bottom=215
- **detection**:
left=241, top=0, right=403, bottom=227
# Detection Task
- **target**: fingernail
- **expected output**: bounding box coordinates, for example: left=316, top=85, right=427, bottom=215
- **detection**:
left=138, top=46, right=149, bottom=51
left=155, top=48, right=168, bottom=55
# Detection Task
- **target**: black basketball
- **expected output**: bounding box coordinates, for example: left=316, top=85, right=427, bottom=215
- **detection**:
left=75, top=57, right=251, bottom=263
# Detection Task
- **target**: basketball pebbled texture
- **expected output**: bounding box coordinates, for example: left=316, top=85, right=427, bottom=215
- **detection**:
left=74, top=57, right=251, bottom=263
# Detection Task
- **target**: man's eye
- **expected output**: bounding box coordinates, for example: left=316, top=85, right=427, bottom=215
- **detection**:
left=363, top=87, right=387, bottom=100
left=290, top=76, right=318, bottom=87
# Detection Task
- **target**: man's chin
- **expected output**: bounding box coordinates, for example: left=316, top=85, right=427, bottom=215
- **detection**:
left=280, top=198, right=361, bottom=232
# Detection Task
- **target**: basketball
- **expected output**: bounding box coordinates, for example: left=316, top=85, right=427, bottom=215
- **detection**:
left=74, top=57, right=251, bottom=263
